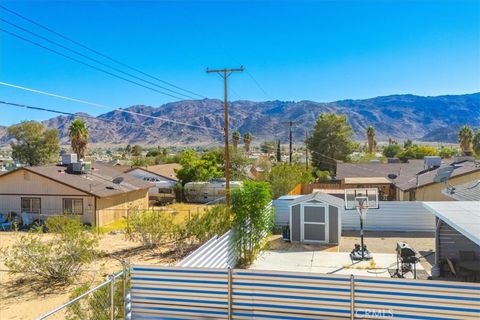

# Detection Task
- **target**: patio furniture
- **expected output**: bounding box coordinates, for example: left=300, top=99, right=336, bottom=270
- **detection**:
left=20, top=212, right=33, bottom=229
left=0, top=213, right=12, bottom=231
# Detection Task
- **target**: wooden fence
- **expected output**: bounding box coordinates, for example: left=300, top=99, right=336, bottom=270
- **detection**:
left=130, top=266, right=480, bottom=320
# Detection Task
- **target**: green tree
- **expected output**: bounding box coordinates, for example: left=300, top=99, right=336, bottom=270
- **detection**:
left=382, top=144, right=402, bottom=158
left=397, top=145, right=439, bottom=162
left=439, top=146, right=459, bottom=159
left=231, top=180, right=273, bottom=266
left=267, top=163, right=314, bottom=198
left=175, top=150, right=222, bottom=185
left=403, top=139, right=413, bottom=148
left=232, top=131, right=240, bottom=151
left=315, top=170, right=331, bottom=182
left=131, top=145, right=143, bottom=156
left=8, top=121, right=60, bottom=166
left=459, top=125, right=474, bottom=155
left=472, top=129, right=480, bottom=156
left=260, top=140, right=276, bottom=155
left=306, top=113, right=355, bottom=173
left=366, top=125, right=375, bottom=154
left=68, top=119, right=89, bottom=160
left=276, top=140, right=281, bottom=162
left=243, top=132, right=253, bottom=153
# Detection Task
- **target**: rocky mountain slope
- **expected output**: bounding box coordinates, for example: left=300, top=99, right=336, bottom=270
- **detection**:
left=1, top=93, right=478, bottom=146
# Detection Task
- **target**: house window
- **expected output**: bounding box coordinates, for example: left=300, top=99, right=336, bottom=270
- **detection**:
left=21, top=197, right=41, bottom=214
left=63, top=198, right=84, bottom=215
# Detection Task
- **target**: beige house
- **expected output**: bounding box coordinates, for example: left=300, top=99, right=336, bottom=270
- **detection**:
left=336, top=158, right=480, bottom=201
left=0, top=163, right=150, bottom=226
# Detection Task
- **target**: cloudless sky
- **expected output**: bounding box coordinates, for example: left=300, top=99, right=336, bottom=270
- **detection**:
left=0, top=0, right=479, bottom=125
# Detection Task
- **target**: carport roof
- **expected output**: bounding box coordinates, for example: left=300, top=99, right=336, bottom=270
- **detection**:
left=423, top=201, right=480, bottom=246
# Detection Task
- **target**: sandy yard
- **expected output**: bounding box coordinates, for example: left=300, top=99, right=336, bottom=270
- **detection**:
left=0, top=231, right=188, bottom=320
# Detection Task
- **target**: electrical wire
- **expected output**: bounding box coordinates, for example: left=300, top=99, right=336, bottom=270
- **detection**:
left=0, top=4, right=206, bottom=99
left=0, top=28, right=189, bottom=100
left=0, top=18, right=197, bottom=100
left=0, top=81, right=223, bottom=134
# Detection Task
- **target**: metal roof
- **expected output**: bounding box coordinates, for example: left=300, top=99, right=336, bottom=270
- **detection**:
left=343, top=177, right=391, bottom=184
left=289, top=191, right=345, bottom=208
left=443, top=180, right=480, bottom=201
left=423, top=201, right=480, bottom=246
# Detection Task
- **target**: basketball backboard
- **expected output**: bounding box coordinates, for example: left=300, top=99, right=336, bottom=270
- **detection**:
left=344, top=188, right=379, bottom=210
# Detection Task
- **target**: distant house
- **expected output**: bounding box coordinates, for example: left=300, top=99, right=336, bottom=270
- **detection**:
left=0, top=163, right=150, bottom=226
left=124, top=164, right=181, bottom=203
left=336, top=158, right=480, bottom=201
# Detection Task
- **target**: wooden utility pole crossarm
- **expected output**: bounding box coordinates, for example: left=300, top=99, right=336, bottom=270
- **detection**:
left=206, top=66, right=244, bottom=206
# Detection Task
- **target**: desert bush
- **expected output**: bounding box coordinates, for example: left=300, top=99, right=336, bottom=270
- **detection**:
left=125, top=210, right=176, bottom=247
left=185, top=205, right=232, bottom=242
left=4, top=217, right=98, bottom=284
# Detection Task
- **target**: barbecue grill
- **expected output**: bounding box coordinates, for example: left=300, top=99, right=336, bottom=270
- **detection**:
left=393, top=242, right=419, bottom=278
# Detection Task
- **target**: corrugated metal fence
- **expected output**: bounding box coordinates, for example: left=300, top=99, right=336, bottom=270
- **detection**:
left=130, top=266, right=480, bottom=320
left=274, top=200, right=435, bottom=232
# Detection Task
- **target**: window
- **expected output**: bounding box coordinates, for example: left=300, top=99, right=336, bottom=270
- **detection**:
left=21, top=197, right=41, bottom=214
left=63, top=198, right=84, bottom=215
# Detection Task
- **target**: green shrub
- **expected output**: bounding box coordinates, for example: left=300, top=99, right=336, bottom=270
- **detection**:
left=125, top=210, right=176, bottom=247
left=382, top=144, right=403, bottom=158
left=185, top=205, right=232, bottom=242
left=4, top=218, right=98, bottom=284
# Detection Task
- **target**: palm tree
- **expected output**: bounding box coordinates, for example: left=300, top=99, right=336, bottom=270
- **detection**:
left=243, top=132, right=253, bottom=153
left=458, top=125, right=473, bottom=155
left=232, top=131, right=240, bottom=151
left=472, top=129, right=480, bottom=156
left=68, top=119, right=89, bottom=160
left=366, top=125, right=375, bottom=154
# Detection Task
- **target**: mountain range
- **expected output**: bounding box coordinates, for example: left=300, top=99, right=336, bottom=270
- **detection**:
left=1, top=93, right=478, bottom=147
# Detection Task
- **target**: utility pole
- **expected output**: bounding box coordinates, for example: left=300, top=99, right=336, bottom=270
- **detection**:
left=305, top=129, right=309, bottom=170
left=282, top=121, right=299, bottom=164
left=206, top=66, right=244, bottom=206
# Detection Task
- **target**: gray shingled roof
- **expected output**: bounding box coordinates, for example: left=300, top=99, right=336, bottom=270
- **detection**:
left=336, top=159, right=480, bottom=191
left=16, top=163, right=151, bottom=197
left=443, top=180, right=480, bottom=201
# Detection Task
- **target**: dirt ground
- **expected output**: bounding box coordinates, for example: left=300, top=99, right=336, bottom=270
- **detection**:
left=0, top=231, right=188, bottom=320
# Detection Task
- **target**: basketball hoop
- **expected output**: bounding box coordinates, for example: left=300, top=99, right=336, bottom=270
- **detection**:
left=355, top=196, right=369, bottom=220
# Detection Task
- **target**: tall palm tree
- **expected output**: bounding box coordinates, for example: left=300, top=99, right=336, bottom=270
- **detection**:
left=473, top=129, right=480, bottom=156
left=68, top=119, right=89, bottom=160
left=232, top=131, right=240, bottom=151
left=366, top=125, right=375, bottom=154
left=458, top=125, right=473, bottom=155
left=243, top=132, right=253, bottom=153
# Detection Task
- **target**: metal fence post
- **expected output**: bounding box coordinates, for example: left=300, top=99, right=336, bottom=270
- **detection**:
left=227, top=267, right=233, bottom=320
left=110, top=274, right=115, bottom=320
left=123, top=262, right=127, bottom=320
left=350, top=274, right=355, bottom=320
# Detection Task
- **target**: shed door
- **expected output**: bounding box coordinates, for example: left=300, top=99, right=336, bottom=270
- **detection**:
left=301, top=205, right=328, bottom=243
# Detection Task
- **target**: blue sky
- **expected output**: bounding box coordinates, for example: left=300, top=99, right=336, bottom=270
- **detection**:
left=0, top=0, right=479, bottom=125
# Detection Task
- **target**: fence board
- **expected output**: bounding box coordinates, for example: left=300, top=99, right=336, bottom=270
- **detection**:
left=131, top=266, right=480, bottom=320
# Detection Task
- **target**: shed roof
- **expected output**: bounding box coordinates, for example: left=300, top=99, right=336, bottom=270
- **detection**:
left=0, top=163, right=151, bottom=198
left=443, top=180, right=480, bottom=201
left=423, top=201, right=480, bottom=246
left=289, top=191, right=344, bottom=208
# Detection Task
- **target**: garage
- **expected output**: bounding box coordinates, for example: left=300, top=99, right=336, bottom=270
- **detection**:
left=289, top=192, right=343, bottom=244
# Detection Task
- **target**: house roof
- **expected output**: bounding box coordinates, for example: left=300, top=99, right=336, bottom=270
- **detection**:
left=289, top=191, right=345, bottom=208
left=336, top=159, right=480, bottom=191
left=443, top=180, right=480, bottom=201
left=423, top=201, right=480, bottom=246
left=125, top=163, right=181, bottom=181
left=1, top=163, right=151, bottom=198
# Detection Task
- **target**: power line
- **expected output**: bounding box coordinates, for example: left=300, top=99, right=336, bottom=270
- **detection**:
left=0, top=18, right=197, bottom=100
left=0, top=28, right=189, bottom=100
left=0, top=81, right=223, bottom=134
left=0, top=4, right=206, bottom=99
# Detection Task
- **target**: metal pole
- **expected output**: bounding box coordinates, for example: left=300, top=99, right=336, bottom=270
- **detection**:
left=360, top=217, right=365, bottom=260
left=289, top=121, right=293, bottom=164
left=350, top=274, right=355, bottom=320
left=122, top=262, right=127, bottom=320
left=227, top=267, right=233, bottom=320
left=110, top=274, right=115, bottom=320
